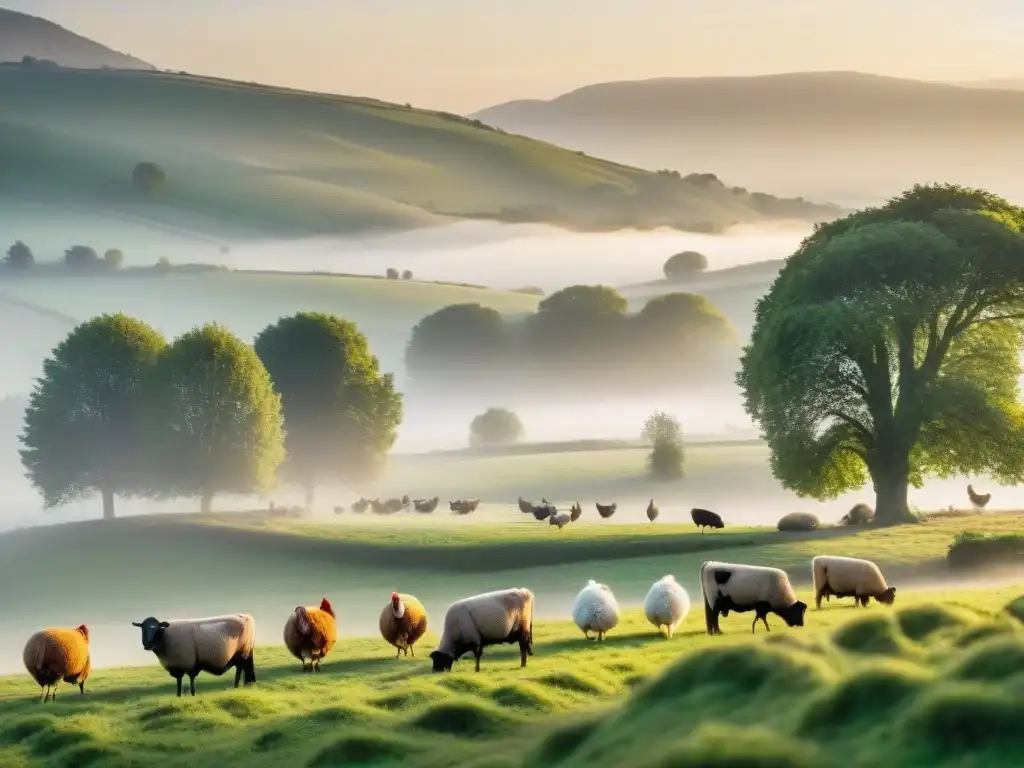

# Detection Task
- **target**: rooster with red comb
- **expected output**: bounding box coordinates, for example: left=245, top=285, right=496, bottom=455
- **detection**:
left=379, top=592, right=429, bottom=658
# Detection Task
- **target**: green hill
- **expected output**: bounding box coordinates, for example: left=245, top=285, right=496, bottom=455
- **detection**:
left=0, top=67, right=840, bottom=238
left=0, top=8, right=154, bottom=70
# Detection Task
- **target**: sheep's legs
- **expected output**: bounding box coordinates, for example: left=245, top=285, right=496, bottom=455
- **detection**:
left=189, top=675, right=196, bottom=696
left=234, top=665, right=244, bottom=687
left=175, top=676, right=183, bottom=697
left=597, top=631, right=604, bottom=642
left=410, top=645, right=415, bottom=658
left=473, top=647, right=483, bottom=672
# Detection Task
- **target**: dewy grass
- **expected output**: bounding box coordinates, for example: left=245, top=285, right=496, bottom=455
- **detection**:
left=0, top=587, right=1021, bottom=767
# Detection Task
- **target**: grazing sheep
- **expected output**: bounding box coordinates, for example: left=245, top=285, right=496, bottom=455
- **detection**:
left=777, top=512, right=819, bottom=532
left=370, top=498, right=391, bottom=514
left=450, top=498, right=479, bottom=515
left=429, top=588, right=534, bottom=672
left=385, top=497, right=406, bottom=513
left=532, top=503, right=555, bottom=521
left=518, top=496, right=534, bottom=514
left=967, top=484, right=992, bottom=510
left=569, top=502, right=583, bottom=522
left=283, top=598, right=337, bottom=673
left=647, top=498, right=659, bottom=522
left=351, top=498, right=369, bottom=514
left=812, top=556, right=896, bottom=609
left=839, top=503, right=874, bottom=526
left=549, top=512, right=571, bottom=529
left=132, top=613, right=256, bottom=697
left=571, top=579, right=620, bottom=641
left=691, top=508, right=724, bottom=533
left=379, top=592, right=429, bottom=658
left=644, top=575, right=691, bottom=639
left=414, top=497, right=439, bottom=513
left=23, top=625, right=91, bottom=702
left=596, top=502, right=617, bottom=519
left=700, top=560, right=807, bottom=635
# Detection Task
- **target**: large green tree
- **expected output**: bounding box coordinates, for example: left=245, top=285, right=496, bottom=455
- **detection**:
left=145, top=323, right=284, bottom=513
left=254, top=312, right=402, bottom=510
left=739, top=184, right=1024, bottom=525
left=19, top=313, right=167, bottom=519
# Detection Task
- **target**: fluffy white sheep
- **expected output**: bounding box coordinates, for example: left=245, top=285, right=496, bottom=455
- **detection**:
left=643, top=575, right=690, bottom=638
left=132, top=613, right=256, bottom=696
left=571, top=579, right=620, bottom=641
left=812, top=555, right=896, bottom=609
left=430, top=588, right=534, bottom=672
left=700, top=560, right=807, bottom=635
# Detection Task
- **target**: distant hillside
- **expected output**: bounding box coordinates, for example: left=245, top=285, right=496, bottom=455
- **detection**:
left=473, top=71, right=1024, bottom=207
left=0, top=67, right=839, bottom=240
left=952, top=78, right=1024, bottom=91
left=0, top=8, right=152, bottom=70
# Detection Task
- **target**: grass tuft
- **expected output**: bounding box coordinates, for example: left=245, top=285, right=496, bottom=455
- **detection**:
left=307, top=731, right=415, bottom=767
left=896, top=603, right=977, bottom=642
left=948, top=636, right=1024, bottom=683
left=411, top=700, right=521, bottom=737
left=831, top=614, right=914, bottom=656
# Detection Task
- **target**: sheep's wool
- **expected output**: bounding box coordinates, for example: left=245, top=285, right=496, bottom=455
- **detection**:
left=812, top=556, right=889, bottom=597
left=701, top=561, right=798, bottom=611
left=644, top=575, right=691, bottom=635
left=156, top=614, right=255, bottom=674
left=23, top=628, right=90, bottom=686
left=571, top=580, right=621, bottom=635
left=437, top=588, right=533, bottom=657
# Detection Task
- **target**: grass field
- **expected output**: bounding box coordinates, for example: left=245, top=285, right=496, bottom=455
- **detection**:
left=0, top=68, right=839, bottom=241
left=0, top=584, right=1021, bottom=767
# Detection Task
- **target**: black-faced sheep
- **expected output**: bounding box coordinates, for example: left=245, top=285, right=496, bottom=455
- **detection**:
left=700, top=560, right=807, bottom=635
left=691, top=508, right=724, bottom=533
left=132, top=613, right=256, bottom=696
left=429, top=588, right=534, bottom=672
left=22, top=625, right=91, bottom=702
left=596, top=502, right=617, bottom=519
left=812, top=556, right=896, bottom=609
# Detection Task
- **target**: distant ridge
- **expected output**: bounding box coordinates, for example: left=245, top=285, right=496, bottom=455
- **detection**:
left=0, top=7, right=153, bottom=70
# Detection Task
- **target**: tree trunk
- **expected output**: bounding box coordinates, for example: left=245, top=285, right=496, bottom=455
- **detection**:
left=304, top=482, right=316, bottom=513
left=200, top=492, right=214, bottom=514
left=872, top=467, right=916, bottom=526
left=101, top=488, right=115, bottom=520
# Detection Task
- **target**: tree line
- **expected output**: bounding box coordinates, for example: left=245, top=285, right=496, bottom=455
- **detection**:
left=404, top=285, right=736, bottom=394
left=19, top=312, right=402, bottom=519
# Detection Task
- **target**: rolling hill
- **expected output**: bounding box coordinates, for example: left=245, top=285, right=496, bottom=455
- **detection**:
left=0, top=66, right=840, bottom=240
left=473, top=71, right=1024, bottom=207
left=0, top=7, right=153, bottom=70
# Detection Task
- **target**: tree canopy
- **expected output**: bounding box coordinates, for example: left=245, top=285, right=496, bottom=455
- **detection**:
left=469, top=407, right=524, bottom=448
left=663, top=250, right=708, bottom=279
left=405, top=303, right=511, bottom=378
left=64, top=245, right=99, bottom=269
left=19, top=313, right=167, bottom=519
left=133, top=162, right=167, bottom=195
left=254, top=312, right=402, bottom=508
left=144, top=323, right=284, bottom=512
left=739, top=184, right=1024, bottom=525
left=104, top=249, right=124, bottom=269
left=642, top=411, right=685, bottom=480
left=5, top=241, right=33, bottom=270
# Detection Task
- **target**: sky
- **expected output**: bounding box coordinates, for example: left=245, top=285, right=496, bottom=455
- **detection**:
left=6, top=0, right=1024, bottom=113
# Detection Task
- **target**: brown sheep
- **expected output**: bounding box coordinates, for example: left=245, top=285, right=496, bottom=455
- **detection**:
left=379, top=592, right=429, bottom=657
left=23, top=625, right=91, bottom=702
left=283, top=598, right=338, bottom=673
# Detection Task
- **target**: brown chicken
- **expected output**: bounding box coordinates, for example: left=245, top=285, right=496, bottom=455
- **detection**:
left=379, top=592, right=429, bottom=658
left=967, top=484, right=991, bottom=510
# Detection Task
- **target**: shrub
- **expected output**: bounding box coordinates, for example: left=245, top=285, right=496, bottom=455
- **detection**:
left=385, top=268, right=399, bottom=279
left=642, top=411, right=682, bottom=445
left=777, top=512, right=820, bottom=532
left=401, top=270, right=413, bottom=280
left=5, top=241, right=33, bottom=270
left=663, top=250, right=708, bottom=279
left=154, top=257, right=172, bottom=273
left=469, top=407, right=524, bottom=448
left=514, top=286, right=545, bottom=296
left=133, top=161, right=167, bottom=195
left=104, top=249, right=124, bottom=269
left=648, top=441, right=684, bottom=480
left=840, top=503, right=874, bottom=526
left=947, top=532, right=1024, bottom=570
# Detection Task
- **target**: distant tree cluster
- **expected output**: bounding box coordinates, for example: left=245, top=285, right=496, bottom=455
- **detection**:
left=404, top=285, right=735, bottom=395
left=663, top=251, right=708, bottom=279
left=386, top=268, right=414, bottom=280
left=642, top=411, right=685, bottom=480
left=20, top=312, right=402, bottom=519
left=1, top=242, right=130, bottom=273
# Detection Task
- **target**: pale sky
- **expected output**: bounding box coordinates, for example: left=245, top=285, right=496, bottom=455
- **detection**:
left=7, top=0, right=1024, bottom=112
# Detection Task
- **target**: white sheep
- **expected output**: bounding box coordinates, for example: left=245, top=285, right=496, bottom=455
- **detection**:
left=812, top=555, right=896, bottom=609
left=429, top=588, right=534, bottom=672
left=700, top=560, right=807, bottom=635
left=132, top=613, right=256, bottom=696
left=571, top=579, right=620, bottom=641
left=643, top=575, right=690, bottom=638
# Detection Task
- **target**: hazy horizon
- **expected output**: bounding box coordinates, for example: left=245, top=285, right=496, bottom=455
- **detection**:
left=5, top=0, right=1024, bottom=112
